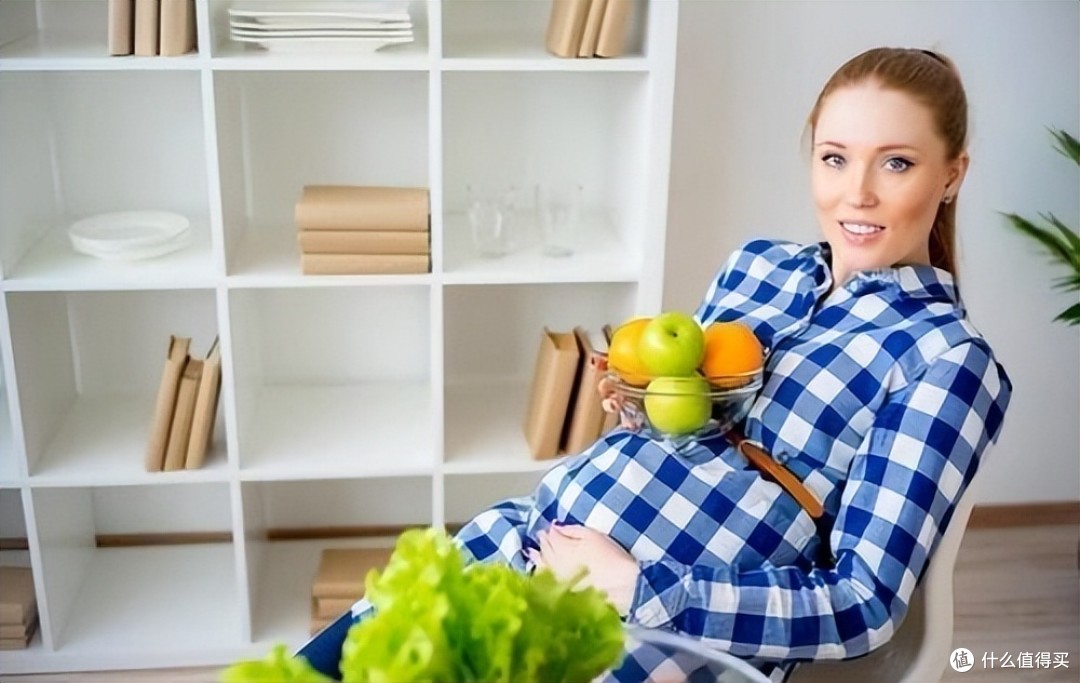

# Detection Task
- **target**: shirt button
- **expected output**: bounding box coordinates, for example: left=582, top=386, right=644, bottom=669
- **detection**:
left=775, top=450, right=790, bottom=464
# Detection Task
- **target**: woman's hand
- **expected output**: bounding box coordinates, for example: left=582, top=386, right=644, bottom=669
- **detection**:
left=528, top=524, right=639, bottom=617
left=597, top=376, right=642, bottom=431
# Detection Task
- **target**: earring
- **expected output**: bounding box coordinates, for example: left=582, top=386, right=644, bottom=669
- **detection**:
left=942, top=195, right=953, bottom=205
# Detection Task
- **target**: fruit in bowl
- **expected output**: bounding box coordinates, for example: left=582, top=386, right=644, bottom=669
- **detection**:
left=605, top=313, right=766, bottom=440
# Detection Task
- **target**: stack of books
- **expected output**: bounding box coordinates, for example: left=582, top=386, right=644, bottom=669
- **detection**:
left=523, top=326, right=619, bottom=460
left=0, top=567, right=38, bottom=650
left=545, top=0, right=634, bottom=58
left=109, top=0, right=197, bottom=57
left=309, top=548, right=393, bottom=635
left=295, top=186, right=431, bottom=275
left=145, top=336, right=223, bottom=472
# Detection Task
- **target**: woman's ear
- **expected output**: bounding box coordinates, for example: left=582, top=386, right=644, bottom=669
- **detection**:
left=945, top=151, right=970, bottom=199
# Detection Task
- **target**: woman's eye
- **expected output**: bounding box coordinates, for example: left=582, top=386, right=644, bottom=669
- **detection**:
left=821, top=153, right=844, bottom=168
left=884, top=157, right=913, bottom=172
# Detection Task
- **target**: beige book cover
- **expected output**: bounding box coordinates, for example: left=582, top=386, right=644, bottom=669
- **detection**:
left=107, top=0, right=135, bottom=56
left=159, top=0, right=196, bottom=57
left=295, top=186, right=430, bottom=232
left=577, top=0, right=608, bottom=57
left=0, top=633, right=33, bottom=650
left=0, top=567, right=36, bottom=625
left=184, top=338, right=221, bottom=470
left=523, top=328, right=581, bottom=460
left=545, top=0, right=591, bottom=58
left=595, top=0, right=633, bottom=58
left=563, top=327, right=611, bottom=454
left=314, top=596, right=356, bottom=619
left=298, top=230, right=430, bottom=255
left=133, top=0, right=160, bottom=56
left=163, top=358, right=202, bottom=471
left=0, top=614, right=37, bottom=638
left=312, top=548, right=394, bottom=599
left=301, top=253, right=430, bottom=276
left=146, top=335, right=191, bottom=472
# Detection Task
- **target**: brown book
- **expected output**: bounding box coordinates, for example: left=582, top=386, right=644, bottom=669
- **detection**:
left=162, top=358, right=202, bottom=471
left=298, top=230, right=430, bottom=255
left=301, top=253, right=429, bottom=276
left=595, top=0, right=632, bottom=58
left=312, top=548, right=393, bottom=599
left=159, top=0, right=196, bottom=57
left=0, top=567, right=36, bottom=625
left=577, top=0, right=608, bottom=57
left=563, top=327, right=611, bottom=454
left=314, top=596, right=356, bottom=619
left=0, top=615, right=37, bottom=639
left=295, top=186, right=430, bottom=232
left=107, top=0, right=135, bottom=56
left=0, top=633, right=34, bottom=650
left=545, top=0, right=591, bottom=58
left=523, top=328, right=581, bottom=460
left=133, top=0, right=160, bottom=56
left=309, top=607, right=334, bottom=636
left=184, top=338, right=221, bottom=470
left=146, top=336, right=191, bottom=472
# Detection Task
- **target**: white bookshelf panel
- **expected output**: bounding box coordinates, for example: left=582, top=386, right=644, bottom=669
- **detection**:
left=26, top=483, right=238, bottom=659
left=6, top=290, right=221, bottom=482
left=238, top=477, right=429, bottom=644
left=0, top=0, right=106, bottom=64
left=444, top=471, right=547, bottom=528
left=0, top=488, right=43, bottom=666
left=0, top=70, right=213, bottom=286
left=442, top=71, right=649, bottom=280
left=213, top=70, right=429, bottom=278
left=229, top=286, right=433, bottom=477
left=0, top=356, right=18, bottom=483
left=441, top=0, right=649, bottom=61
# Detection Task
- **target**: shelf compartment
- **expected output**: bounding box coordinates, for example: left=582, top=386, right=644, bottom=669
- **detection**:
left=445, top=472, right=548, bottom=527
left=238, top=477, right=431, bottom=645
left=205, top=0, right=430, bottom=67
left=213, top=70, right=429, bottom=279
left=27, top=483, right=240, bottom=660
left=0, top=486, right=43, bottom=662
left=229, top=286, right=434, bottom=477
left=0, top=70, right=214, bottom=287
left=442, top=72, right=648, bottom=281
left=443, top=282, right=635, bottom=469
left=441, top=0, right=649, bottom=61
left=0, top=349, right=19, bottom=483
left=6, top=290, right=222, bottom=483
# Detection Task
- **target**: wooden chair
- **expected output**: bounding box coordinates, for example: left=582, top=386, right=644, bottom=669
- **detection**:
left=790, top=490, right=977, bottom=683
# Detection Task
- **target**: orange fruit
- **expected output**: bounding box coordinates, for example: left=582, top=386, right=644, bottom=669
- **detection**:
left=607, top=317, right=652, bottom=386
left=700, top=321, right=764, bottom=388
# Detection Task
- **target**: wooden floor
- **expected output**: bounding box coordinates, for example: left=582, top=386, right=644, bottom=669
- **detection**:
left=5, top=525, right=1078, bottom=683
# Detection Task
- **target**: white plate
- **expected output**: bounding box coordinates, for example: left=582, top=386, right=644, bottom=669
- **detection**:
left=68, top=211, right=192, bottom=261
left=231, top=27, right=413, bottom=38
left=231, top=35, right=413, bottom=53
left=229, top=18, right=412, bottom=31
left=228, top=4, right=410, bottom=23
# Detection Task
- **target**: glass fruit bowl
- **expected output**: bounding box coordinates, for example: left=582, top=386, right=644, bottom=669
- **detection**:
left=606, top=367, right=763, bottom=443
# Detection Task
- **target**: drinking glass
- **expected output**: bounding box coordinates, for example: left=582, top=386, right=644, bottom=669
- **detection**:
left=466, top=184, right=518, bottom=258
left=537, top=183, right=583, bottom=258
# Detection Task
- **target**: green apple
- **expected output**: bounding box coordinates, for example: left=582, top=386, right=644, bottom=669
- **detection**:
left=637, top=311, right=705, bottom=377
left=644, top=376, right=711, bottom=435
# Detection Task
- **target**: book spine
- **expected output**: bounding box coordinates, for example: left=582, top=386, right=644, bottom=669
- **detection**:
left=162, top=358, right=201, bottom=471
left=314, top=596, right=357, bottom=619
left=545, top=0, right=592, bottom=58
left=295, top=186, right=430, bottom=232
left=301, top=253, right=430, bottom=275
left=577, top=0, right=608, bottom=57
left=159, top=0, right=196, bottom=57
left=146, top=336, right=191, bottom=471
left=184, top=340, right=221, bottom=470
left=133, top=0, right=160, bottom=56
left=595, top=0, right=632, bottom=58
left=107, top=0, right=134, bottom=56
left=298, top=230, right=430, bottom=255
left=522, top=329, right=581, bottom=460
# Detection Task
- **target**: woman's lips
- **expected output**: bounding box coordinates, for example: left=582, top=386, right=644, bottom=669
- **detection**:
left=839, top=221, right=885, bottom=245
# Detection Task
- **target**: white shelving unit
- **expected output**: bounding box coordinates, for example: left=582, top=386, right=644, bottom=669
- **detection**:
left=0, top=0, right=678, bottom=673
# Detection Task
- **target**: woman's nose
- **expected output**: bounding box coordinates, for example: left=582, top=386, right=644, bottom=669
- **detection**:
left=845, top=170, right=878, bottom=208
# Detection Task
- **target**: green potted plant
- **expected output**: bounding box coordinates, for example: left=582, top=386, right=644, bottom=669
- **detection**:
left=1001, top=129, right=1080, bottom=325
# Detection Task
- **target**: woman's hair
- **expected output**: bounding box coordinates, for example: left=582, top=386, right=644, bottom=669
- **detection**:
left=807, top=47, right=969, bottom=276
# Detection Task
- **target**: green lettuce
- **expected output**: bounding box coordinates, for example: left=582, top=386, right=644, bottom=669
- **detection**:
left=224, top=528, right=625, bottom=683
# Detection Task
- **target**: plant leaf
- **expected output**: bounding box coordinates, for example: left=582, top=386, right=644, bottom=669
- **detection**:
left=1002, top=212, right=1075, bottom=266
left=1041, top=212, right=1080, bottom=270
left=1049, top=128, right=1080, bottom=166
left=1053, top=301, right=1080, bottom=326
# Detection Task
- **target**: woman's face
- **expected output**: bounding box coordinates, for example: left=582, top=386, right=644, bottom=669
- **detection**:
left=811, top=83, right=967, bottom=285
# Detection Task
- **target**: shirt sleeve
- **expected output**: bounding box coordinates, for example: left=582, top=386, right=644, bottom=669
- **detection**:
left=625, top=340, right=1011, bottom=661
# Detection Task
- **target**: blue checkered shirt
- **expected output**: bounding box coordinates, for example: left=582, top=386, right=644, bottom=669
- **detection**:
left=345, top=239, right=1011, bottom=681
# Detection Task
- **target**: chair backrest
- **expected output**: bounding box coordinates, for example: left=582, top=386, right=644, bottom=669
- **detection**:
left=789, top=489, right=977, bottom=683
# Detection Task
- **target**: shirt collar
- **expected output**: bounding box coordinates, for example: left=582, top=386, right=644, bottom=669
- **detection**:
left=807, top=242, right=962, bottom=306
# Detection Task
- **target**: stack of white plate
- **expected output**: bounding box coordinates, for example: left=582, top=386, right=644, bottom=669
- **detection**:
left=68, top=211, right=192, bottom=261
left=228, top=2, right=414, bottom=54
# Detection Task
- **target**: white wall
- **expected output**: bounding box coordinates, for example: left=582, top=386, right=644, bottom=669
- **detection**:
left=664, top=0, right=1079, bottom=504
